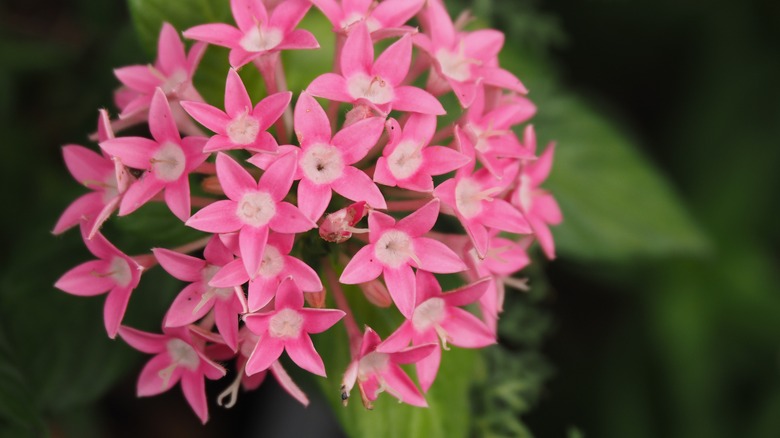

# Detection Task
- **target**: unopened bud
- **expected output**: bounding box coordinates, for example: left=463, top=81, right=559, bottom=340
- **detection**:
left=319, top=201, right=368, bottom=243
left=344, top=104, right=374, bottom=127
left=358, top=279, right=392, bottom=308
left=305, top=288, right=327, bottom=308
left=202, top=175, right=224, bottom=195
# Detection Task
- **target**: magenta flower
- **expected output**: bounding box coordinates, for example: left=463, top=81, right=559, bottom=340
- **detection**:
left=186, top=152, right=315, bottom=279
left=243, top=277, right=345, bottom=376
left=312, top=0, right=424, bottom=36
left=340, top=199, right=466, bottom=318
left=55, top=224, right=143, bottom=338
left=118, top=325, right=226, bottom=424
left=183, top=0, right=318, bottom=68
left=114, top=22, right=206, bottom=119
left=154, top=237, right=246, bottom=351
left=181, top=69, right=291, bottom=153
left=209, top=231, right=323, bottom=311
left=374, top=114, right=470, bottom=192
left=342, top=327, right=435, bottom=408
left=54, top=109, right=132, bottom=238
left=100, top=88, right=208, bottom=221
left=511, top=126, right=562, bottom=259
left=307, top=23, right=445, bottom=116
left=382, top=271, right=494, bottom=391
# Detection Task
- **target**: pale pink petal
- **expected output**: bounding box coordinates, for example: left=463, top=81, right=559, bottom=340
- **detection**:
left=359, top=328, right=383, bottom=357
left=186, top=200, right=243, bottom=233
left=228, top=47, right=258, bottom=68
left=531, top=218, right=556, bottom=260
left=104, top=286, right=134, bottom=338
left=55, top=260, right=113, bottom=296
left=415, top=340, right=441, bottom=392
left=62, top=145, right=112, bottom=185
left=86, top=197, right=120, bottom=239
left=270, top=0, right=311, bottom=32
left=246, top=337, right=284, bottom=375
left=378, top=322, right=413, bottom=351
left=331, top=117, right=384, bottom=164
left=331, top=167, right=387, bottom=209
left=204, top=135, right=238, bottom=153
left=118, top=176, right=165, bottom=216
left=231, top=0, right=267, bottom=32
left=442, top=277, right=490, bottom=307
left=118, top=326, right=168, bottom=354
left=383, top=365, right=427, bottom=406
left=414, top=237, right=466, bottom=273
left=383, top=342, right=437, bottom=364
left=210, top=259, right=249, bottom=287
left=99, top=137, right=158, bottom=169
left=463, top=29, right=504, bottom=61
left=339, top=244, right=382, bottom=284
left=260, top=152, right=297, bottom=201
left=204, top=237, right=235, bottom=266
left=165, top=283, right=213, bottom=326
left=275, top=276, right=304, bottom=309
left=482, top=199, right=531, bottom=234
left=368, top=211, right=396, bottom=242
left=269, top=361, right=310, bottom=406
left=214, top=302, right=239, bottom=351
left=392, top=86, right=446, bottom=115
left=534, top=193, right=562, bottom=225
left=180, top=101, right=229, bottom=134
left=286, top=335, right=326, bottom=376
left=432, top=177, right=457, bottom=207
left=293, top=92, right=331, bottom=146
left=52, top=192, right=102, bottom=235
left=268, top=231, right=295, bottom=255
left=245, top=131, right=278, bottom=153
left=422, top=0, right=454, bottom=46
left=119, top=95, right=152, bottom=119
left=341, top=22, right=373, bottom=76
left=372, top=34, right=411, bottom=86
left=137, top=354, right=181, bottom=396
left=414, top=270, right=441, bottom=304
left=157, top=23, right=187, bottom=75
left=442, top=307, right=496, bottom=348
left=149, top=89, right=180, bottom=143
left=372, top=157, right=397, bottom=187
left=529, top=143, right=555, bottom=184
left=298, top=178, right=332, bottom=222
left=403, top=113, right=436, bottom=145
left=225, top=69, right=253, bottom=117
left=253, top=91, right=292, bottom=130
left=301, top=308, right=345, bottom=334
left=463, top=220, right=489, bottom=258
left=248, top=276, right=278, bottom=311
left=371, top=0, right=424, bottom=28
left=152, top=248, right=205, bottom=281
left=481, top=66, right=527, bottom=94
left=449, top=79, right=479, bottom=108
left=216, top=153, right=257, bottom=200
left=186, top=42, right=208, bottom=75
left=276, top=29, right=320, bottom=50
left=164, top=177, right=191, bottom=221
left=269, top=202, right=315, bottom=233
left=396, top=199, right=439, bottom=236
left=239, top=225, right=269, bottom=278
left=306, top=73, right=353, bottom=103
left=343, top=0, right=371, bottom=13
left=183, top=23, right=243, bottom=48
left=423, top=146, right=471, bottom=175
left=285, top=256, right=323, bottom=292
left=180, top=372, right=209, bottom=424
left=243, top=312, right=272, bottom=336
left=384, top=264, right=416, bottom=318
left=114, top=66, right=160, bottom=93
left=310, top=0, right=342, bottom=26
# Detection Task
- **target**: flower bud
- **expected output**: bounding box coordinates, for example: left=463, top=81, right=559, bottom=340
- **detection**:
left=319, top=201, right=368, bottom=243
left=358, top=279, right=392, bottom=308
left=305, top=288, right=327, bottom=309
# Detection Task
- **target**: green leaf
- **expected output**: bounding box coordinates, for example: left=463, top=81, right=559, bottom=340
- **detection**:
left=0, top=327, right=45, bottom=437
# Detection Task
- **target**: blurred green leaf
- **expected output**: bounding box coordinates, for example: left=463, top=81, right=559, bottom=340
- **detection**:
left=0, top=327, right=45, bottom=437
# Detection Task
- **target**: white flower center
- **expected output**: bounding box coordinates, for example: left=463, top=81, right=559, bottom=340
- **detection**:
left=109, top=256, right=133, bottom=287
left=236, top=191, right=276, bottom=227
left=151, top=142, right=186, bottom=182
left=101, top=173, right=120, bottom=204
left=455, top=178, right=501, bottom=219
left=166, top=338, right=200, bottom=371
left=227, top=112, right=260, bottom=145
left=161, top=69, right=188, bottom=96
left=358, top=351, right=390, bottom=380
left=240, top=26, right=283, bottom=53
left=516, top=174, right=533, bottom=213
left=387, top=140, right=424, bottom=180
left=374, top=230, right=417, bottom=268
left=435, top=48, right=476, bottom=82
left=411, top=297, right=445, bottom=331
left=347, top=74, right=394, bottom=105
left=300, top=143, right=345, bottom=185
left=258, top=245, right=284, bottom=278
left=268, top=308, right=303, bottom=339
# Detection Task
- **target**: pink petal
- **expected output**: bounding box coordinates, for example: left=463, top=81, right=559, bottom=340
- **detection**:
left=52, top=192, right=103, bottom=235
left=360, top=328, right=383, bottom=356
left=104, top=286, right=134, bottom=338
left=442, top=277, right=490, bottom=307
left=239, top=225, right=269, bottom=278
left=535, top=192, right=563, bottom=225
left=529, top=143, right=555, bottom=185
left=152, top=248, right=205, bottom=281
left=383, top=365, right=427, bottom=406
left=157, top=23, right=187, bottom=75
left=368, top=211, right=396, bottom=242
left=403, top=113, right=436, bottom=145
left=531, top=218, right=556, bottom=260
left=204, top=237, right=235, bottom=266
left=276, top=29, right=320, bottom=50
left=214, top=302, right=239, bottom=351
left=332, top=116, right=384, bottom=165
left=186, top=200, right=243, bottom=233
left=118, top=326, right=168, bottom=354
left=392, top=86, right=446, bottom=115
left=231, top=0, right=267, bottom=32
left=371, top=0, right=424, bottom=28
left=62, top=145, right=112, bottom=185
left=423, top=146, right=471, bottom=175
left=396, top=199, right=439, bottom=236
left=310, top=0, right=342, bottom=26
left=383, top=342, right=437, bottom=364
left=253, top=91, right=292, bottom=131
left=216, top=153, right=258, bottom=200
left=378, top=322, right=413, bottom=351
left=293, top=92, right=331, bottom=146
left=331, top=167, right=386, bottom=209
left=183, top=23, right=243, bottom=48
left=204, top=135, right=239, bottom=153
left=275, top=276, right=304, bottom=309
left=343, top=0, right=371, bottom=13
left=414, top=237, right=466, bottom=273
left=180, top=101, right=229, bottom=134
left=246, top=131, right=279, bottom=153
left=339, top=244, right=383, bottom=284
left=270, top=0, right=311, bottom=32
left=164, top=177, right=192, bottom=222
left=225, top=69, right=253, bottom=117
left=149, top=89, right=180, bottom=143
left=246, top=337, right=284, bottom=375
left=210, top=259, right=249, bottom=287
left=228, top=47, right=257, bottom=69
left=55, top=260, right=112, bottom=295
left=463, top=29, right=504, bottom=61
left=248, top=276, right=278, bottom=311
left=482, top=199, right=531, bottom=234
left=414, top=270, right=442, bottom=304
left=268, top=231, right=295, bottom=254
left=341, top=22, right=373, bottom=76
left=137, top=353, right=181, bottom=396
left=372, top=34, right=411, bottom=86
left=306, top=73, right=353, bottom=103
left=100, top=137, right=157, bottom=169
left=383, top=264, right=416, bottom=318
left=286, top=335, right=326, bottom=376
left=86, top=197, right=120, bottom=239
left=243, top=312, right=272, bottom=336
left=297, top=178, right=332, bottom=222
left=285, top=256, right=323, bottom=292
left=180, top=372, right=209, bottom=424
left=414, top=340, right=441, bottom=392
left=301, top=308, right=345, bottom=334
left=164, top=283, right=213, bottom=326
left=268, top=202, right=315, bottom=233
left=450, top=79, right=479, bottom=108
left=463, top=220, right=489, bottom=258
left=423, top=0, right=454, bottom=47
left=481, top=66, right=527, bottom=94
left=269, top=361, right=310, bottom=406
left=372, top=157, right=397, bottom=187
left=259, top=152, right=297, bottom=201
left=186, top=42, right=208, bottom=75
left=118, top=175, right=165, bottom=216
left=442, top=307, right=496, bottom=348
left=114, top=66, right=160, bottom=93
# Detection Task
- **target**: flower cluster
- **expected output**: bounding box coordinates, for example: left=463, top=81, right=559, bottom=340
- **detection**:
left=54, top=0, right=560, bottom=423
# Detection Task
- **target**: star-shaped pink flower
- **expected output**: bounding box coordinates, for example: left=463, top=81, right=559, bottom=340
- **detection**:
left=183, top=0, right=319, bottom=68
left=307, top=22, right=445, bottom=116
left=340, top=199, right=466, bottom=318
left=312, top=0, right=424, bottom=37
left=118, top=325, right=226, bottom=424
left=100, top=88, right=208, bottom=221
left=185, top=152, right=315, bottom=279
left=55, top=223, right=143, bottom=338
left=243, top=277, right=345, bottom=376
left=181, top=69, right=291, bottom=153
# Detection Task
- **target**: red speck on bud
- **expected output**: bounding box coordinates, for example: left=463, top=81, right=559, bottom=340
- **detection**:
left=358, top=279, right=392, bottom=308
left=319, top=201, right=368, bottom=243
left=305, top=288, right=327, bottom=308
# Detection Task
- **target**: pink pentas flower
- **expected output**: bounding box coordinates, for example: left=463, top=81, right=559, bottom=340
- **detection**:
left=341, top=327, right=435, bottom=408
left=100, top=88, right=208, bottom=221
left=340, top=199, right=467, bottom=318
left=153, top=237, right=247, bottom=351
left=55, top=223, right=144, bottom=338
left=307, top=23, right=445, bottom=116
left=54, top=109, right=132, bottom=238
left=311, top=0, right=424, bottom=37
left=209, top=231, right=322, bottom=312
left=185, top=152, right=315, bottom=279
left=511, top=125, right=562, bottom=259
left=114, top=23, right=206, bottom=121
left=415, top=0, right=526, bottom=107
left=183, top=0, right=318, bottom=68
left=243, top=277, right=345, bottom=376
left=382, top=271, right=494, bottom=391
left=374, top=114, right=470, bottom=192
left=118, top=325, right=226, bottom=424
left=181, top=69, right=291, bottom=153
left=434, top=165, right=532, bottom=259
